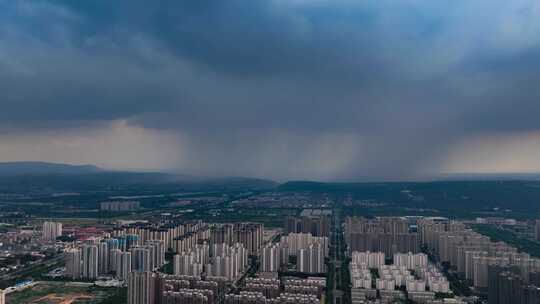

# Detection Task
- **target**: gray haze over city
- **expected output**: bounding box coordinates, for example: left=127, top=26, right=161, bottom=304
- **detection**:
left=1, top=0, right=540, bottom=180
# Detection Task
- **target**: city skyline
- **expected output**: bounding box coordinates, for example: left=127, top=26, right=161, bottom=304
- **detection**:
left=3, top=2, right=540, bottom=301
left=2, top=184, right=540, bottom=303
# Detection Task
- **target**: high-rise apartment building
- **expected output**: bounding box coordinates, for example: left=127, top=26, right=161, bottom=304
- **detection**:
left=210, top=224, right=234, bottom=245
left=260, top=244, right=281, bottom=272
left=351, top=251, right=385, bottom=269
left=279, top=233, right=329, bottom=257
left=488, top=266, right=540, bottom=304
left=131, top=246, right=152, bottom=272
left=284, top=212, right=331, bottom=237
left=100, top=201, right=140, bottom=211
left=114, top=250, right=132, bottom=280
left=522, top=285, right=540, bottom=304
left=174, top=242, right=209, bottom=277
left=105, top=238, right=120, bottom=271
left=42, top=221, right=63, bottom=241
left=125, top=240, right=165, bottom=273
left=174, top=252, right=204, bottom=277
left=81, top=244, right=99, bottom=279
left=394, top=252, right=428, bottom=270
left=233, top=223, right=264, bottom=254
left=65, top=248, right=82, bottom=279
left=535, top=220, right=540, bottom=242
left=146, top=240, right=165, bottom=271
left=98, top=241, right=109, bottom=274
left=345, top=217, right=419, bottom=256
left=206, top=243, right=248, bottom=281
left=296, top=244, right=325, bottom=273
left=128, top=271, right=156, bottom=304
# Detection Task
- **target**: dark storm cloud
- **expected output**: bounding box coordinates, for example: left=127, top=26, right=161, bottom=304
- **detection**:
left=1, top=0, right=540, bottom=179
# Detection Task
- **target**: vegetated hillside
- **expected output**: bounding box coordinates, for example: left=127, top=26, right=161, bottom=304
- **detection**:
left=278, top=180, right=540, bottom=213
left=0, top=161, right=101, bottom=175
left=0, top=172, right=171, bottom=193
left=195, top=177, right=278, bottom=191
left=0, top=161, right=277, bottom=194
left=0, top=172, right=278, bottom=194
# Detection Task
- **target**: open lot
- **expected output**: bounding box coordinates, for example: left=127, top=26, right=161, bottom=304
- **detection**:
left=6, top=281, right=118, bottom=304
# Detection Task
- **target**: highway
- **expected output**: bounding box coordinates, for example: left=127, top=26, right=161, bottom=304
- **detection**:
left=329, top=208, right=345, bottom=304
left=0, top=253, right=64, bottom=282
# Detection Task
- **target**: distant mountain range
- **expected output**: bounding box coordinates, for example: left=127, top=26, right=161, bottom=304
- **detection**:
left=3, top=162, right=540, bottom=213
left=2, top=161, right=540, bottom=196
left=0, top=161, right=102, bottom=175
left=439, top=172, right=540, bottom=181
left=0, top=161, right=277, bottom=192
left=278, top=179, right=540, bottom=213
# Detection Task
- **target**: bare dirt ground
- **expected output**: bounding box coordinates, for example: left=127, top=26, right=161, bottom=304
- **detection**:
left=31, top=293, right=94, bottom=304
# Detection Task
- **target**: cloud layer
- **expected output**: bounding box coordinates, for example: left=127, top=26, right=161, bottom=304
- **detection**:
left=1, top=0, right=540, bottom=180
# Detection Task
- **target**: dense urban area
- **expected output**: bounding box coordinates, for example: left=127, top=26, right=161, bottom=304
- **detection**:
left=2, top=0, right=539, bottom=302
left=1, top=179, right=540, bottom=304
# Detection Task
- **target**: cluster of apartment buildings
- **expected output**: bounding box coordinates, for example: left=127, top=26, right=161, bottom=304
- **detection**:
left=225, top=277, right=325, bottom=304
left=419, top=217, right=540, bottom=303
left=284, top=209, right=331, bottom=237
left=173, top=242, right=248, bottom=282
left=349, top=251, right=451, bottom=303
left=209, top=223, right=265, bottom=254
left=225, top=291, right=318, bottom=304
left=64, top=236, right=165, bottom=280
left=122, top=220, right=328, bottom=304
left=100, top=201, right=140, bottom=212
left=60, top=219, right=270, bottom=304
left=112, top=220, right=207, bottom=253
left=259, top=232, right=328, bottom=274
left=488, top=268, right=540, bottom=304
left=126, top=222, right=263, bottom=304
left=345, top=217, right=419, bottom=256
left=128, top=272, right=229, bottom=304
left=126, top=266, right=326, bottom=304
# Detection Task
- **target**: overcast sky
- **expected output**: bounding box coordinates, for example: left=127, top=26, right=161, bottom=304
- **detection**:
left=1, top=0, right=540, bottom=181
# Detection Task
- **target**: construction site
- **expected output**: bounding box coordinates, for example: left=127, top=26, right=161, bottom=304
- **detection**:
left=6, top=281, right=117, bottom=304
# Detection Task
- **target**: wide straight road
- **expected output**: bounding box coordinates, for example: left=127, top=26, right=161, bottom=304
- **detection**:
left=0, top=253, right=64, bottom=281
left=329, top=208, right=345, bottom=304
